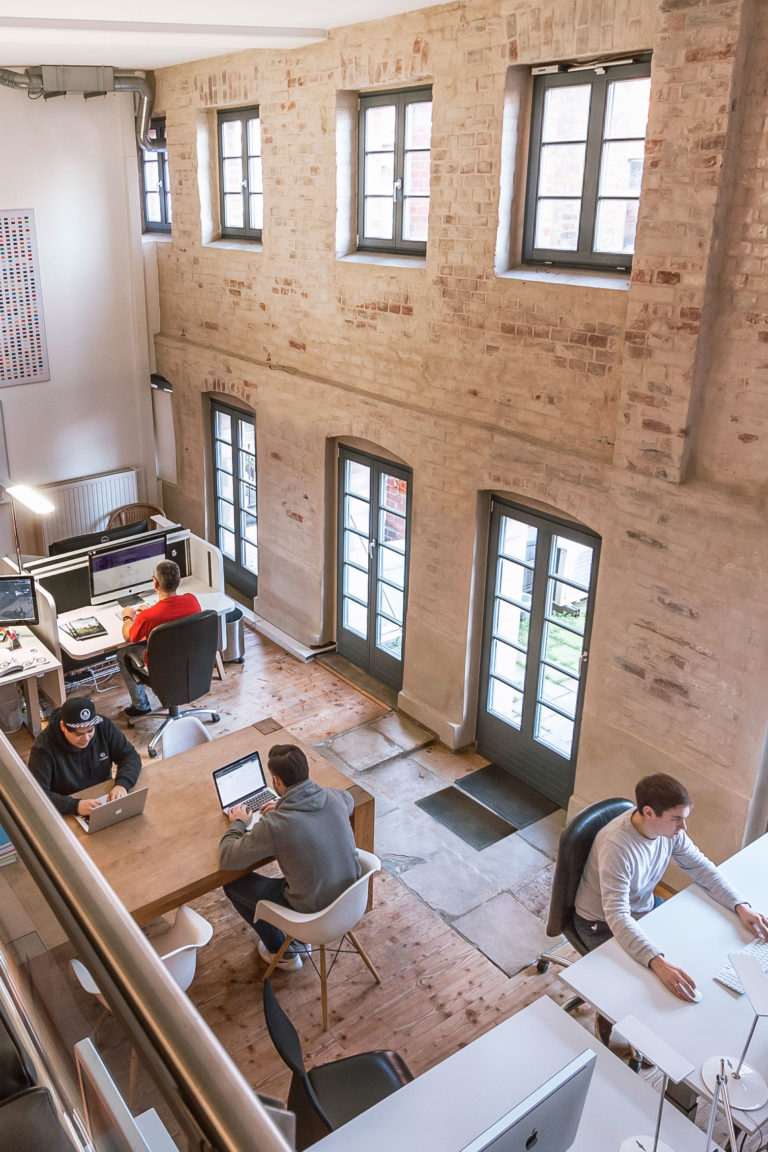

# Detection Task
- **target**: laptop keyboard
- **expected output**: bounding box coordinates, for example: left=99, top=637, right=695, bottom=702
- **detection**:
left=244, top=789, right=277, bottom=812
left=714, top=938, right=768, bottom=994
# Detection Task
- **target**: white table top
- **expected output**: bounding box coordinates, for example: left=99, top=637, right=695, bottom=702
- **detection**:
left=0, top=625, right=61, bottom=684
left=312, top=996, right=719, bottom=1151
left=562, top=832, right=768, bottom=1133
left=57, top=580, right=232, bottom=660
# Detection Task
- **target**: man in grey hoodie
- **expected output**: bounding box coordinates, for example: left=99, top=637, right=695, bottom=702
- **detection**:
left=219, top=743, right=361, bottom=971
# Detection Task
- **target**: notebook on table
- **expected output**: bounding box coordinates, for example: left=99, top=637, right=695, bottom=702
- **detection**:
left=213, top=750, right=278, bottom=828
left=74, top=787, right=149, bottom=833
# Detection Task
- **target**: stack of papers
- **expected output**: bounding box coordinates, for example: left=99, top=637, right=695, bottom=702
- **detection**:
left=0, top=823, right=17, bottom=868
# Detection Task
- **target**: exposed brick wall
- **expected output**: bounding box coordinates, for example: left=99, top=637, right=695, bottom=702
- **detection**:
left=152, top=0, right=768, bottom=860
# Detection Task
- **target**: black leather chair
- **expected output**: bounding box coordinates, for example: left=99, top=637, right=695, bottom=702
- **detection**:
left=263, top=979, right=413, bottom=1150
left=0, top=1003, right=36, bottom=1103
left=538, top=796, right=634, bottom=972
left=0, top=1087, right=75, bottom=1152
left=124, top=610, right=220, bottom=758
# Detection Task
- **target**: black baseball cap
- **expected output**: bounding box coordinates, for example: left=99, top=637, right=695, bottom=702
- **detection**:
left=60, top=697, right=103, bottom=729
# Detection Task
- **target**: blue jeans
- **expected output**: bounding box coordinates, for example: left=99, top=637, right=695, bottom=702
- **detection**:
left=222, top=873, right=294, bottom=955
left=117, top=643, right=150, bottom=709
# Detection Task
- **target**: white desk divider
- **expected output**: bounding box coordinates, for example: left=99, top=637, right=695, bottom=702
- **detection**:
left=615, top=1015, right=694, bottom=1152
left=701, top=952, right=768, bottom=1111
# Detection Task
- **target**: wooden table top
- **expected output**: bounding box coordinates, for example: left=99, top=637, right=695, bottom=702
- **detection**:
left=70, top=718, right=374, bottom=924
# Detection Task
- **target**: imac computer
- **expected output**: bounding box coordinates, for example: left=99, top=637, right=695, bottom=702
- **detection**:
left=89, top=536, right=167, bottom=606
left=0, top=574, right=39, bottom=626
left=459, top=1049, right=596, bottom=1152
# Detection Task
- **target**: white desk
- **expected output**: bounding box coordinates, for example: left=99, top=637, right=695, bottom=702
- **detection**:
left=312, top=996, right=719, bottom=1151
left=0, top=625, right=62, bottom=735
left=562, top=833, right=768, bottom=1134
left=57, top=582, right=233, bottom=661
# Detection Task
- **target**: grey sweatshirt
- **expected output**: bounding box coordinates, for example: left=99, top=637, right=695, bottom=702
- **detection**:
left=575, top=809, right=743, bottom=968
left=218, top=778, right=361, bottom=912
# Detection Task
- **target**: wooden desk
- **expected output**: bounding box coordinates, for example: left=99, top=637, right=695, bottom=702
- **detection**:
left=312, top=996, right=719, bottom=1151
left=70, top=719, right=375, bottom=925
left=561, top=833, right=768, bottom=1135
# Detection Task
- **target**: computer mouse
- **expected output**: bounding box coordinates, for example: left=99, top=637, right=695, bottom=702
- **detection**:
left=689, top=988, right=702, bottom=1003
left=0, top=664, right=23, bottom=677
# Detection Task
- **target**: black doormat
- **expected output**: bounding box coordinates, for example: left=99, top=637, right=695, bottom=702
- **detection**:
left=456, top=764, right=560, bottom=830
left=415, top=787, right=516, bottom=850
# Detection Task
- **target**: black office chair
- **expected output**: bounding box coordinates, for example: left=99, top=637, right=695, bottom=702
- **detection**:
left=538, top=796, right=634, bottom=975
left=0, top=1087, right=75, bottom=1152
left=124, top=610, right=220, bottom=758
left=263, top=979, right=413, bottom=1151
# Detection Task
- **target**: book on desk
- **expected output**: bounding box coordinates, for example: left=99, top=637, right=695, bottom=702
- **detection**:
left=63, top=617, right=109, bottom=640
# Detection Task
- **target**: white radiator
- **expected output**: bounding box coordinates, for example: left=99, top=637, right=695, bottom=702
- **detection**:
left=37, top=469, right=139, bottom=550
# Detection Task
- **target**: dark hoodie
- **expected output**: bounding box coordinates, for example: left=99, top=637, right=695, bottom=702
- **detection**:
left=218, top=778, right=361, bottom=912
left=28, top=708, right=141, bottom=815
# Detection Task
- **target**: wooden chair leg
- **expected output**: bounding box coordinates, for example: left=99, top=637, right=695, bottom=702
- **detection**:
left=261, top=936, right=294, bottom=981
left=215, top=652, right=225, bottom=680
left=320, top=946, right=328, bottom=1032
left=128, top=1048, right=138, bottom=1107
left=347, top=930, right=381, bottom=984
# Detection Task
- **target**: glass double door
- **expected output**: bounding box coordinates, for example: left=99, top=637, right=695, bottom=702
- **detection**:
left=337, top=447, right=411, bottom=691
left=477, top=499, right=600, bottom=808
left=210, top=399, right=258, bottom=599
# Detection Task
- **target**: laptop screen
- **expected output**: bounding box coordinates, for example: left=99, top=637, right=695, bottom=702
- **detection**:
left=213, top=751, right=269, bottom=809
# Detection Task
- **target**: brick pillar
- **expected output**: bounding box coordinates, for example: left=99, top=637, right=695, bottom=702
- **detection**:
left=614, top=0, right=753, bottom=483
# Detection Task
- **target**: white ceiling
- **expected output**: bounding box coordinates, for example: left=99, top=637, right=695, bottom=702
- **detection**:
left=0, top=1, right=432, bottom=70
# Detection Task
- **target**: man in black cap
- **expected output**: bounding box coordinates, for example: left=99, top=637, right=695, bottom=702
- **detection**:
left=28, top=697, right=141, bottom=817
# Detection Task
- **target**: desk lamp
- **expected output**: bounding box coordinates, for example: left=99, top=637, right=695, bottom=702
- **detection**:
left=615, top=1014, right=693, bottom=1152
left=701, top=951, right=768, bottom=1111
left=2, top=485, right=55, bottom=574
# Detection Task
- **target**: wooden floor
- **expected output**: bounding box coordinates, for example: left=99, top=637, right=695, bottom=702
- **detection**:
left=6, top=624, right=577, bottom=1120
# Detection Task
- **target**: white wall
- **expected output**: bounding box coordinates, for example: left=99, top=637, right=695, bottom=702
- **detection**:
left=0, top=82, right=158, bottom=550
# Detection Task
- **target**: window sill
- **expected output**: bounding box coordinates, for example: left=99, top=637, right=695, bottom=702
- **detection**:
left=142, top=232, right=172, bottom=244
left=501, top=266, right=630, bottom=291
left=205, top=239, right=264, bottom=254
left=339, top=251, right=426, bottom=270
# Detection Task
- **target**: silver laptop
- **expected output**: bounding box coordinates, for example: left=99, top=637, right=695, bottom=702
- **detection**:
left=213, top=750, right=277, bottom=824
left=74, top=786, right=149, bottom=833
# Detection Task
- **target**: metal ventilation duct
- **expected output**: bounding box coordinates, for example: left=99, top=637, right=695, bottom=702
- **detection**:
left=0, top=65, right=159, bottom=151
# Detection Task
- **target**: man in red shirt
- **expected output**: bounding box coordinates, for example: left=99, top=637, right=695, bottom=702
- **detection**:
left=117, top=559, right=200, bottom=717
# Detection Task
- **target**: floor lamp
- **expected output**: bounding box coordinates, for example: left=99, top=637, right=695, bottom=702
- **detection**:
left=2, top=484, right=55, bottom=572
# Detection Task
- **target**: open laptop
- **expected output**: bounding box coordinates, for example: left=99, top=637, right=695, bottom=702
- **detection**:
left=74, top=787, right=149, bottom=834
left=213, top=750, right=278, bottom=827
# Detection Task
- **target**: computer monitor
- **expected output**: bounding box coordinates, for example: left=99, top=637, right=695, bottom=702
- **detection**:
left=74, top=1038, right=152, bottom=1151
left=48, top=518, right=149, bottom=557
left=88, top=535, right=167, bottom=606
left=0, top=574, right=39, bottom=626
left=459, top=1049, right=596, bottom=1152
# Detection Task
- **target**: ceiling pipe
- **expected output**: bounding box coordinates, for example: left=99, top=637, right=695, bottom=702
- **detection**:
left=0, top=65, right=159, bottom=151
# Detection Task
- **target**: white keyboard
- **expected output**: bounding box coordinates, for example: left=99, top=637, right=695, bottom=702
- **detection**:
left=714, top=938, right=768, bottom=994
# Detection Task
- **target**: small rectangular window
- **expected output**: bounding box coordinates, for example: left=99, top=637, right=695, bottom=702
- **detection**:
left=523, top=59, right=651, bottom=270
left=217, top=107, right=263, bottom=241
left=140, top=118, right=171, bottom=234
left=358, top=86, right=432, bottom=256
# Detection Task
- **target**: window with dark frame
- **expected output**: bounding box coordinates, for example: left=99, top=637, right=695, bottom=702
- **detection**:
left=217, top=107, right=263, bottom=241
left=140, top=118, right=171, bottom=234
left=522, top=58, right=651, bottom=271
left=357, top=86, right=432, bottom=256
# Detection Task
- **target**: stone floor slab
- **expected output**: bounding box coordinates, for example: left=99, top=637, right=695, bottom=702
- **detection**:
left=452, top=891, right=551, bottom=977
left=370, top=711, right=434, bottom=753
left=400, top=849, right=500, bottom=918
left=410, top=743, right=490, bottom=783
left=359, top=755, right=446, bottom=806
left=374, top=807, right=446, bottom=867
left=514, top=863, right=555, bottom=921
left=515, top=808, right=566, bottom=860
left=472, top=832, right=552, bottom=891
left=324, top=725, right=402, bottom=772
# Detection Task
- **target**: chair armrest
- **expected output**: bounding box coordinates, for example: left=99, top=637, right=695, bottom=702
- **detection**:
left=124, top=653, right=150, bottom=685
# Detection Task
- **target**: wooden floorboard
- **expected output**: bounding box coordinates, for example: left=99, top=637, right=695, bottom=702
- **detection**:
left=5, top=623, right=579, bottom=1121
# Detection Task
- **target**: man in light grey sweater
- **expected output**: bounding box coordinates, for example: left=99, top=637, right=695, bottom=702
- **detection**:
left=219, top=743, right=361, bottom=971
left=574, top=773, right=768, bottom=1002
